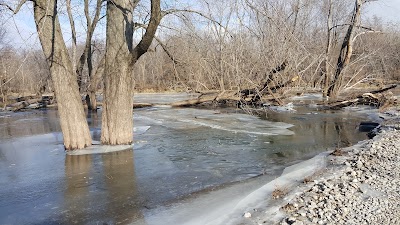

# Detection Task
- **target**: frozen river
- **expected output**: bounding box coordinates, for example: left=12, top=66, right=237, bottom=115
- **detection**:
left=0, top=93, right=368, bottom=224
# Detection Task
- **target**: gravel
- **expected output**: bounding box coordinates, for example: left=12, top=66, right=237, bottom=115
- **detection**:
left=279, top=128, right=400, bottom=225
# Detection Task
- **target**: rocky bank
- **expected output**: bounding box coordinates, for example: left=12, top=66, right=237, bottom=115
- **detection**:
left=278, top=127, right=400, bottom=225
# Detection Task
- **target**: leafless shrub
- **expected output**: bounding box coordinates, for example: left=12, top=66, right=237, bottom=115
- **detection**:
left=2, top=0, right=400, bottom=98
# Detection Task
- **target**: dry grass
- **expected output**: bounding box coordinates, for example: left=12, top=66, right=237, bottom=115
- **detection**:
left=272, top=185, right=288, bottom=199
left=303, top=176, right=313, bottom=184
left=281, top=203, right=296, bottom=212
left=303, top=169, right=326, bottom=184
left=330, top=148, right=344, bottom=156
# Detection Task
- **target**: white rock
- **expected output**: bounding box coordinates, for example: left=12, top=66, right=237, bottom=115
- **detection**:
left=287, top=217, right=296, bottom=223
left=243, top=212, right=252, bottom=218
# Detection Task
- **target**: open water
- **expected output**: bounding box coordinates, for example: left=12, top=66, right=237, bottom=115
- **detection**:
left=0, top=93, right=368, bottom=224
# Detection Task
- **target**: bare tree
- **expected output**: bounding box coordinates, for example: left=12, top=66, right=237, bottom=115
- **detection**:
left=32, top=0, right=92, bottom=149
left=323, top=0, right=333, bottom=98
left=326, top=0, right=362, bottom=99
left=65, top=0, right=104, bottom=111
left=76, top=0, right=103, bottom=111
left=101, top=0, right=161, bottom=145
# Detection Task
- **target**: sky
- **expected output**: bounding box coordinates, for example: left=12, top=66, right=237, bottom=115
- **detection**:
left=1, top=0, right=400, bottom=50
left=365, top=0, right=400, bottom=24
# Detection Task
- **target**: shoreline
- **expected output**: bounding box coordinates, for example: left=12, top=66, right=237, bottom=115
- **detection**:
left=240, top=117, right=399, bottom=225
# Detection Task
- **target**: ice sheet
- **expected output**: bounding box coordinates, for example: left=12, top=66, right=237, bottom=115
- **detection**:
left=66, top=144, right=134, bottom=155
left=134, top=93, right=200, bottom=104
left=137, top=153, right=328, bottom=225
left=134, top=108, right=294, bottom=136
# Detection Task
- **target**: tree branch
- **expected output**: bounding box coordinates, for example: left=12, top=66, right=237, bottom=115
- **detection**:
left=153, top=36, right=179, bottom=64
left=329, top=24, right=378, bottom=32
left=0, top=0, right=27, bottom=14
left=76, top=0, right=103, bottom=81
left=66, top=0, right=77, bottom=71
left=352, top=30, right=382, bottom=42
left=132, top=0, right=161, bottom=61
left=162, top=9, right=225, bottom=28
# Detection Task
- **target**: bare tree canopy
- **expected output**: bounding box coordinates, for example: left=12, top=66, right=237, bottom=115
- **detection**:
left=0, top=0, right=399, bottom=149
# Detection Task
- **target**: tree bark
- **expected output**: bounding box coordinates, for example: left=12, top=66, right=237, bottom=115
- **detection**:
left=87, top=55, right=104, bottom=111
left=328, top=0, right=362, bottom=99
left=77, top=0, right=102, bottom=109
left=101, top=0, right=135, bottom=145
left=66, top=0, right=77, bottom=72
left=33, top=0, right=92, bottom=150
left=101, top=0, right=161, bottom=145
left=323, top=0, right=333, bottom=99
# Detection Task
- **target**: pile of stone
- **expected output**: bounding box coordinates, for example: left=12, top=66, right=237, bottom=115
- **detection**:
left=280, top=129, right=400, bottom=225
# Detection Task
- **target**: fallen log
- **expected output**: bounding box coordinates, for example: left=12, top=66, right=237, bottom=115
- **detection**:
left=171, top=60, right=300, bottom=108
left=240, top=61, right=289, bottom=101
left=267, top=75, right=299, bottom=93
left=369, top=84, right=397, bottom=95
left=171, top=91, right=239, bottom=107
left=133, top=103, right=154, bottom=109
left=328, top=92, right=397, bottom=110
left=260, top=60, right=288, bottom=93
left=328, top=84, right=398, bottom=109
left=8, top=98, right=42, bottom=111
left=8, top=101, right=29, bottom=111
left=172, top=75, right=299, bottom=108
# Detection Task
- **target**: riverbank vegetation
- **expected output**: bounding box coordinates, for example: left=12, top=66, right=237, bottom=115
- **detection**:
left=1, top=0, right=399, bottom=149
left=1, top=1, right=398, bottom=97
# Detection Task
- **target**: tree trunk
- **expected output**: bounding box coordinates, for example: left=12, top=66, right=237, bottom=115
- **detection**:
left=101, top=0, right=161, bottom=145
left=328, top=0, right=362, bottom=99
left=87, top=55, right=104, bottom=111
left=101, top=0, right=135, bottom=145
left=87, top=89, right=97, bottom=111
left=323, top=0, right=333, bottom=99
left=33, top=0, right=92, bottom=150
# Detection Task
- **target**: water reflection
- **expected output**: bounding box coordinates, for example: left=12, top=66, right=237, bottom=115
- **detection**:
left=334, top=121, right=352, bottom=147
left=102, top=150, right=144, bottom=224
left=0, top=110, right=61, bottom=139
left=255, top=108, right=366, bottom=163
left=64, top=154, right=93, bottom=223
left=87, top=111, right=100, bottom=128
left=0, top=104, right=369, bottom=225
left=63, top=149, right=143, bottom=224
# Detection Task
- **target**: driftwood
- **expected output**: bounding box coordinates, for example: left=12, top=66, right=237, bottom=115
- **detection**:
left=260, top=60, right=288, bottom=93
left=133, top=103, right=154, bottom=109
left=172, top=72, right=299, bottom=108
left=6, top=94, right=56, bottom=111
left=171, top=61, right=299, bottom=107
left=9, top=98, right=42, bottom=111
left=171, top=91, right=240, bottom=107
left=328, top=84, right=398, bottom=110
left=368, top=84, right=397, bottom=95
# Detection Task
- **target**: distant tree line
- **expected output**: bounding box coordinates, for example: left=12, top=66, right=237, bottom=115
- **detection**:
left=0, top=0, right=399, bottom=150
